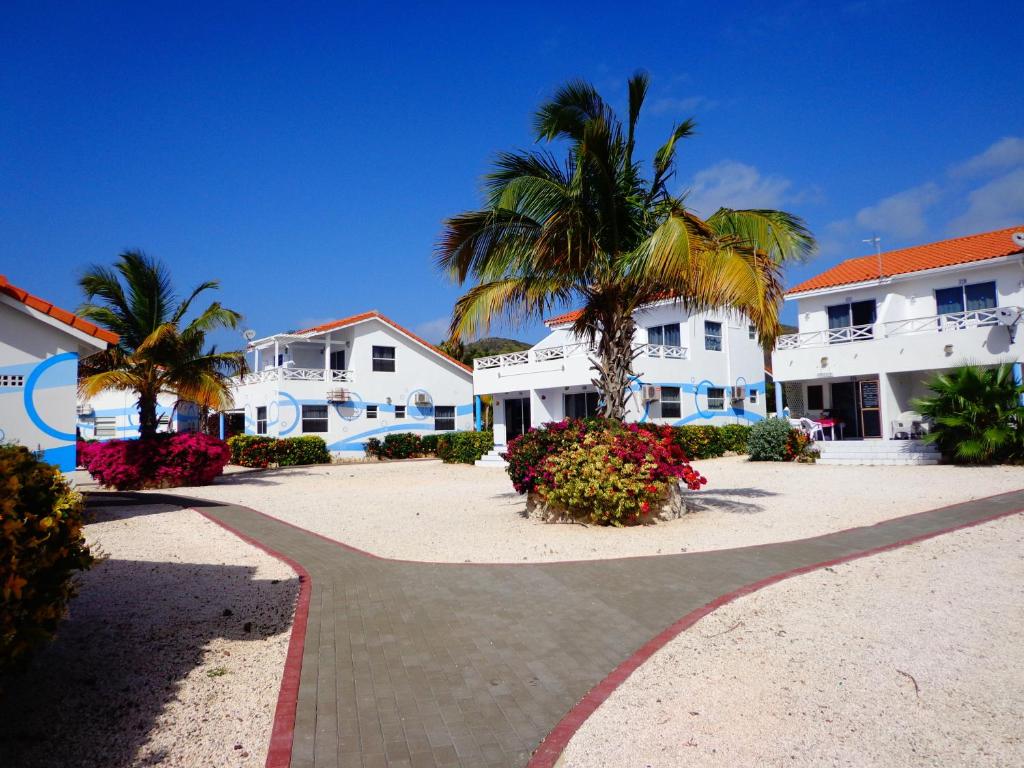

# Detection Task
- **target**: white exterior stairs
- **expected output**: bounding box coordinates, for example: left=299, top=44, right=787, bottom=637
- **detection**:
left=475, top=447, right=509, bottom=468
left=815, top=439, right=940, bottom=466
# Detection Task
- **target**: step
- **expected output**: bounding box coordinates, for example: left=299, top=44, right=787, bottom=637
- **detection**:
left=818, top=457, right=940, bottom=466
left=474, top=448, right=509, bottom=468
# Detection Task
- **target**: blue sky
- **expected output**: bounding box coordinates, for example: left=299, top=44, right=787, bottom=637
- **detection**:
left=3, top=1, right=1022, bottom=348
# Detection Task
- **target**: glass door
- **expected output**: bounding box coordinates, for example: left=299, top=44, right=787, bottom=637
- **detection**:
left=858, top=379, right=882, bottom=438
left=505, top=398, right=531, bottom=442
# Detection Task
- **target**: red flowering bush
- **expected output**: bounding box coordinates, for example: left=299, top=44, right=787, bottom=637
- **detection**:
left=82, top=433, right=230, bottom=490
left=505, top=419, right=706, bottom=526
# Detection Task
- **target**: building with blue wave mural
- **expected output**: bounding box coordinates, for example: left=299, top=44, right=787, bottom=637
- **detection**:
left=472, top=300, right=768, bottom=464
left=0, top=274, right=118, bottom=471
left=228, top=311, right=474, bottom=455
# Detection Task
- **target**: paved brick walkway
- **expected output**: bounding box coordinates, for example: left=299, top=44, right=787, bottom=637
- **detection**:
left=99, top=489, right=1024, bottom=768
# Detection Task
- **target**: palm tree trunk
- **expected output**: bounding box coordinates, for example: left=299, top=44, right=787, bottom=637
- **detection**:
left=592, top=313, right=637, bottom=421
left=138, top=390, right=159, bottom=440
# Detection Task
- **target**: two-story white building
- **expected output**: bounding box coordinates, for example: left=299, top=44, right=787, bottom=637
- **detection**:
left=473, top=300, right=768, bottom=458
left=229, top=310, right=475, bottom=455
left=0, top=274, right=117, bottom=471
left=771, top=225, right=1024, bottom=443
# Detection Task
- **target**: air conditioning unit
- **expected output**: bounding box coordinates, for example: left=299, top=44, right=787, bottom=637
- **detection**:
left=730, top=386, right=746, bottom=401
left=326, top=389, right=349, bottom=403
left=641, top=384, right=661, bottom=401
left=414, top=392, right=432, bottom=406
left=996, top=306, right=1021, bottom=326
left=76, top=404, right=95, bottom=417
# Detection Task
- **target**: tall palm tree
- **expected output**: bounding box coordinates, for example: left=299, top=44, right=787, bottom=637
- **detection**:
left=437, top=73, right=816, bottom=419
left=77, top=251, right=246, bottom=439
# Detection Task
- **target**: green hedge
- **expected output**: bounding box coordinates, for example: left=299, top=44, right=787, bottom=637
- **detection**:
left=1, top=445, right=93, bottom=669
left=437, top=431, right=493, bottom=464
left=637, top=423, right=752, bottom=460
left=365, top=432, right=424, bottom=460
left=227, top=434, right=330, bottom=468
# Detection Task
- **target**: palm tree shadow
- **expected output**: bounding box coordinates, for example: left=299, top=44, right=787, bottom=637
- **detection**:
left=683, top=486, right=779, bottom=515
left=0, top=553, right=297, bottom=767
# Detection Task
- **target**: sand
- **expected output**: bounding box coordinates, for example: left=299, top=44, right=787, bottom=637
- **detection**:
left=154, top=457, right=1024, bottom=563
left=558, top=513, right=1024, bottom=767
left=0, top=502, right=299, bottom=768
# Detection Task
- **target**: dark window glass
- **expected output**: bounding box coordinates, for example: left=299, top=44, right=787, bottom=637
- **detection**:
left=564, top=392, right=600, bottom=419
left=706, top=387, right=725, bottom=410
left=366, top=405, right=378, bottom=419
left=827, top=304, right=851, bottom=329
left=394, top=405, right=405, bottom=419
left=372, top=346, right=396, bottom=372
left=660, top=386, right=681, bottom=418
left=965, top=281, right=997, bottom=311
left=434, top=405, right=455, bottom=431
left=748, top=325, right=756, bottom=340
left=935, top=286, right=965, bottom=315
left=329, top=349, right=346, bottom=370
left=704, top=321, right=723, bottom=351
left=807, top=385, right=824, bottom=410
left=256, top=406, right=267, bottom=435
left=301, top=404, right=328, bottom=433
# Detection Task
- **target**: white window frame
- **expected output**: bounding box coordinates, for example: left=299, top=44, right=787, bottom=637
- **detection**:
left=366, top=404, right=378, bottom=419
left=301, top=404, right=329, bottom=433
left=372, top=346, right=396, bottom=372
left=256, top=406, right=267, bottom=435
left=749, top=388, right=758, bottom=404
left=706, top=387, right=725, bottom=411
left=660, top=386, right=681, bottom=419
left=394, top=405, right=405, bottom=419
left=704, top=321, right=723, bottom=352
left=434, top=405, right=456, bottom=431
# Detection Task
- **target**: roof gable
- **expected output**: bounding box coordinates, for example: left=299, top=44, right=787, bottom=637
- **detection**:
left=787, top=225, right=1024, bottom=296
left=0, top=274, right=119, bottom=346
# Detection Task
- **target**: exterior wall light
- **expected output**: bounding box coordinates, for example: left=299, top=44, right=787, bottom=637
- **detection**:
left=944, top=344, right=954, bottom=356
left=820, top=356, right=828, bottom=368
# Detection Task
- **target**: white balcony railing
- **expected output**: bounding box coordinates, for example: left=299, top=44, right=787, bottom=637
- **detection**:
left=474, top=342, right=688, bottom=370
left=777, top=306, right=1021, bottom=350
left=235, top=367, right=355, bottom=385
left=885, top=307, right=1012, bottom=337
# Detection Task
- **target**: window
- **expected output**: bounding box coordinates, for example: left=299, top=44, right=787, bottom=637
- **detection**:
left=749, top=388, right=758, bottom=404
left=329, top=349, right=346, bottom=370
left=394, top=405, right=405, bottom=419
left=94, top=416, right=116, bottom=439
left=706, top=387, right=725, bottom=410
left=936, top=281, right=996, bottom=316
left=647, top=323, right=681, bottom=347
left=827, top=300, right=876, bottom=342
left=277, top=353, right=284, bottom=366
left=366, top=405, right=378, bottom=419
left=564, top=391, right=600, bottom=419
left=256, top=407, right=267, bottom=434
left=807, top=384, right=824, bottom=410
left=660, top=386, right=681, bottom=419
left=434, top=405, right=455, bottom=431
left=372, top=346, right=396, bottom=372
left=748, top=325, right=756, bottom=340
left=0, top=374, right=24, bottom=387
left=301, top=404, right=328, bottom=432
left=704, top=321, right=723, bottom=351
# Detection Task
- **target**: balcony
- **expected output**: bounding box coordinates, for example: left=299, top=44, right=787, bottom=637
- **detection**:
left=776, top=323, right=875, bottom=350
left=474, top=342, right=689, bottom=370
left=235, top=367, right=355, bottom=386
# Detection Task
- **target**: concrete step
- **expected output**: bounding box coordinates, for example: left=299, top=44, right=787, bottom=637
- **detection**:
left=474, top=448, right=509, bottom=468
left=818, top=456, right=940, bottom=466
left=814, top=439, right=940, bottom=466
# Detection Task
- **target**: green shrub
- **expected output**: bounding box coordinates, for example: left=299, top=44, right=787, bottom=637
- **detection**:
left=436, top=431, right=493, bottom=464
left=278, top=436, right=330, bottom=466
left=228, top=434, right=330, bottom=468
left=671, top=425, right=725, bottom=459
left=418, top=433, right=441, bottom=455
left=717, top=424, right=752, bottom=454
left=1, top=445, right=93, bottom=669
left=747, top=418, right=816, bottom=461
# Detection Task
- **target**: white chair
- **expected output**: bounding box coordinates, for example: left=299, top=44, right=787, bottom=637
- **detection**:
left=799, top=417, right=825, bottom=441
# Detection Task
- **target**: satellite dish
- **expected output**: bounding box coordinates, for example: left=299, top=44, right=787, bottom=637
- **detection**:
left=243, top=329, right=257, bottom=341
left=1012, top=232, right=1024, bottom=248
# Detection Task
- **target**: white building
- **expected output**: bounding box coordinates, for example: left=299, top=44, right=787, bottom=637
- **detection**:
left=771, top=225, right=1024, bottom=442
left=77, top=390, right=201, bottom=441
left=473, top=300, right=768, bottom=453
left=0, top=274, right=117, bottom=471
left=230, top=310, right=475, bottom=455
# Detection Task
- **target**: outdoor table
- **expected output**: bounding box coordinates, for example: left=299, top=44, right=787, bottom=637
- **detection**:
left=817, top=417, right=843, bottom=440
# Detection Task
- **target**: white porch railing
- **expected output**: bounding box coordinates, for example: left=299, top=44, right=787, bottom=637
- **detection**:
left=474, top=342, right=688, bottom=370
left=776, top=323, right=876, bottom=349
left=235, top=367, right=355, bottom=385
left=885, top=307, right=1015, bottom=336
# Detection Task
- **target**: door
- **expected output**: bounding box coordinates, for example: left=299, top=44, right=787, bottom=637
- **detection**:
left=505, top=397, right=531, bottom=442
left=858, top=379, right=882, bottom=438
left=830, top=382, right=858, bottom=438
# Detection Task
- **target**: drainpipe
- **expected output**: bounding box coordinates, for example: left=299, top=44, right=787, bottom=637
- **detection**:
left=474, top=395, right=482, bottom=431
left=774, top=380, right=784, bottom=418
left=218, top=412, right=225, bottom=440
left=1014, top=362, right=1024, bottom=406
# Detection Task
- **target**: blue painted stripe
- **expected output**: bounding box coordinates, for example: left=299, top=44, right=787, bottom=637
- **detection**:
left=41, top=443, right=76, bottom=473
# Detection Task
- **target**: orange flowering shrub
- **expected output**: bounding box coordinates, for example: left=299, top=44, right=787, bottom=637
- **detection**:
left=1, top=445, right=93, bottom=669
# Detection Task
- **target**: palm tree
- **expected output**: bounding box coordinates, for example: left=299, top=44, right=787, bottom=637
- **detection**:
left=436, top=73, right=816, bottom=419
left=77, top=251, right=246, bottom=439
left=913, top=363, right=1024, bottom=464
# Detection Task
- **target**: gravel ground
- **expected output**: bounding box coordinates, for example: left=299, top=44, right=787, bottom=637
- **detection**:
left=0, top=502, right=298, bottom=768
left=559, top=513, right=1024, bottom=768
left=156, top=457, right=1024, bottom=563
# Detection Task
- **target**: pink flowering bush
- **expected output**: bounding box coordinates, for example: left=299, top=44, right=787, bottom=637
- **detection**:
left=505, top=419, right=706, bottom=526
left=81, top=433, right=230, bottom=490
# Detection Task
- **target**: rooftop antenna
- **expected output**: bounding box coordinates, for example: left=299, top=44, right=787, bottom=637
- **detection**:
left=863, top=235, right=883, bottom=280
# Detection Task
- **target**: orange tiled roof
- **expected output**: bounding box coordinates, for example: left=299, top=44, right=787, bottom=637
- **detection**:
left=0, top=274, right=119, bottom=345
left=295, top=310, right=472, bottom=373
left=544, top=308, right=584, bottom=326
left=787, top=225, right=1024, bottom=295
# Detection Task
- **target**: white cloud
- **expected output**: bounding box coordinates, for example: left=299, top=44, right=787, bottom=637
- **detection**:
left=685, top=160, right=792, bottom=217
left=853, top=182, right=942, bottom=239
left=648, top=95, right=715, bottom=116
left=949, top=136, right=1024, bottom=178
left=414, top=316, right=452, bottom=343
left=947, top=167, right=1024, bottom=235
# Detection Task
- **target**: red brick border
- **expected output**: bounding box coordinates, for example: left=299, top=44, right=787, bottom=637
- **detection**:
left=526, top=504, right=1024, bottom=767
left=197, top=509, right=312, bottom=768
